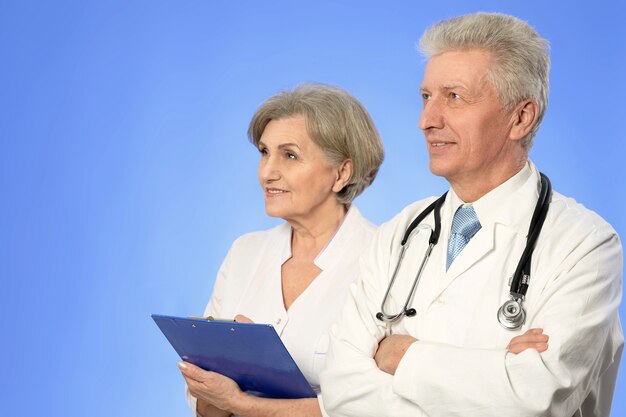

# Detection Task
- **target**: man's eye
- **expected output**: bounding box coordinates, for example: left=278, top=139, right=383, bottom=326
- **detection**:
left=450, top=92, right=460, bottom=99
left=259, top=147, right=268, bottom=156
left=286, top=152, right=297, bottom=160
left=421, top=93, right=430, bottom=101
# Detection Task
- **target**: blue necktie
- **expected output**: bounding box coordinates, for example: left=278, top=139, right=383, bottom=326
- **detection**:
left=447, top=206, right=481, bottom=270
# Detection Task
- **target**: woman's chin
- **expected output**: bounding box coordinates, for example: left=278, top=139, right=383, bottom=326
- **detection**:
left=264, top=206, right=288, bottom=219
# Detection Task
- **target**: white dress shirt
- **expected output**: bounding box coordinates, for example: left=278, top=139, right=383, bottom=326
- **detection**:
left=321, top=162, right=623, bottom=417
left=187, top=206, right=376, bottom=416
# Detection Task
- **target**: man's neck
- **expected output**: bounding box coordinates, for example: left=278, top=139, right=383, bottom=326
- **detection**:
left=449, top=157, right=528, bottom=203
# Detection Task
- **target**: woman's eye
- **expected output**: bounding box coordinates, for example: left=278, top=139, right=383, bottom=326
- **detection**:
left=258, top=147, right=268, bottom=156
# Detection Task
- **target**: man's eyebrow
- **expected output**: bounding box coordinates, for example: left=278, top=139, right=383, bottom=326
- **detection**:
left=420, top=84, right=468, bottom=92
left=441, top=83, right=466, bottom=90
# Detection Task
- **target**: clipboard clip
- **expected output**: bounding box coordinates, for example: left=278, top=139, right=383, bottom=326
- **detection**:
left=186, top=315, right=236, bottom=322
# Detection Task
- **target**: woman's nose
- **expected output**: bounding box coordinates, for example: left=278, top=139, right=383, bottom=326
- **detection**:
left=258, top=156, right=280, bottom=183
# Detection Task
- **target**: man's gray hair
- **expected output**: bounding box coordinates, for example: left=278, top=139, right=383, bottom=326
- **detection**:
left=248, top=83, right=384, bottom=204
left=419, top=12, right=550, bottom=148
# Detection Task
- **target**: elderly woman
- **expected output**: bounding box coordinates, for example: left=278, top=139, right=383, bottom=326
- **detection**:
left=179, top=83, right=385, bottom=417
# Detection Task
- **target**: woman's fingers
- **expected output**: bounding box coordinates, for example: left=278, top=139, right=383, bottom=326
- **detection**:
left=178, top=361, right=208, bottom=381
left=234, top=314, right=253, bottom=323
left=178, top=361, right=242, bottom=411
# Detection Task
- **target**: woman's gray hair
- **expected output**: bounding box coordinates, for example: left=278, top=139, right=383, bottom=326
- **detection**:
left=419, top=12, right=550, bottom=148
left=248, top=83, right=384, bottom=204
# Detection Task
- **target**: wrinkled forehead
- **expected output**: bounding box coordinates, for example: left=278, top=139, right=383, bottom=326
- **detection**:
left=421, top=49, right=496, bottom=92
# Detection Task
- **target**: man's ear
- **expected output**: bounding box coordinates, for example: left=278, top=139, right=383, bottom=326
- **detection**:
left=332, top=159, right=353, bottom=193
left=510, top=99, right=539, bottom=142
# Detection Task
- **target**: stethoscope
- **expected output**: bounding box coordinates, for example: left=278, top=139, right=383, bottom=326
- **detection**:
left=376, top=173, right=552, bottom=331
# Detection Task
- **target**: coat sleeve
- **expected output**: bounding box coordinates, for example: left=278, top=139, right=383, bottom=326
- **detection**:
left=320, top=218, right=429, bottom=417
left=321, top=212, right=623, bottom=417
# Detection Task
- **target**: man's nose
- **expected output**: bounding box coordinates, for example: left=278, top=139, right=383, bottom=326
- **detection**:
left=418, top=98, right=444, bottom=131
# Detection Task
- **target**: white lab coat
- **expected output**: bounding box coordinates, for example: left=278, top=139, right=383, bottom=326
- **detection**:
left=320, top=163, right=623, bottom=417
left=186, top=206, right=376, bottom=416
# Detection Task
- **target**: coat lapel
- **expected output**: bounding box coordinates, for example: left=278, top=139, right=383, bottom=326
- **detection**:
left=446, top=223, right=495, bottom=278
left=429, top=163, right=540, bottom=302
left=429, top=222, right=496, bottom=300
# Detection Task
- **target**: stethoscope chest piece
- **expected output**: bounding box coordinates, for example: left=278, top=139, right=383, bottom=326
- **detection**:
left=497, top=298, right=526, bottom=330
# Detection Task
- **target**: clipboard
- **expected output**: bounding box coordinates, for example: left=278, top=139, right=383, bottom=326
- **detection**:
left=152, top=314, right=317, bottom=399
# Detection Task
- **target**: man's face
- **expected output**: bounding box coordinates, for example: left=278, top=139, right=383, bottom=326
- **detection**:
left=419, top=49, right=519, bottom=189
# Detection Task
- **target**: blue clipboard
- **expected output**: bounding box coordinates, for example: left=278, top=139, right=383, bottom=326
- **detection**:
left=152, top=314, right=317, bottom=399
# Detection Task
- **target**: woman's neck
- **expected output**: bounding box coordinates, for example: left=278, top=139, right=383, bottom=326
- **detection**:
left=288, top=202, right=348, bottom=262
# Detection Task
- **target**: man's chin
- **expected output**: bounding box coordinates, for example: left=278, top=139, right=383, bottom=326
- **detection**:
left=428, top=161, right=455, bottom=179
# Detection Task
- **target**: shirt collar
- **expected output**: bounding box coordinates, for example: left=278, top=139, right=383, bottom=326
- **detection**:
left=275, top=222, right=293, bottom=265
left=448, top=161, right=540, bottom=236
left=275, top=205, right=364, bottom=271
left=314, top=205, right=362, bottom=270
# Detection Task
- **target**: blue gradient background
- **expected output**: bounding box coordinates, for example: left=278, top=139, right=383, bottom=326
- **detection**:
left=1, top=1, right=624, bottom=416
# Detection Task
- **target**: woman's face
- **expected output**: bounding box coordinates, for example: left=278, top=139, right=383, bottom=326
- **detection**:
left=257, top=116, right=343, bottom=223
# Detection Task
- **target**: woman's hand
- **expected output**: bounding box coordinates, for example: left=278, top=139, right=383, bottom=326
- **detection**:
left=507, top=328, right=549, bottom=354
left=179, top=362, right=248, bottom=413
left=196, top=400, right=231, bottom=417
left=181, top=359, right=321, bottom=417
left=234, top=314, right=253, bottom=323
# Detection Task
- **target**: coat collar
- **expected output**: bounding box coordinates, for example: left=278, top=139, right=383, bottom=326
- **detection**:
left=314, top=205, right=365, bottom=270
left=273, top=205, right=365, bottom=271
left=442, top=161, right=541, bottom=282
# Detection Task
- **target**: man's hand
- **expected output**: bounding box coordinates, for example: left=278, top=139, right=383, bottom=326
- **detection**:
left=374, top=334, right=417, bottom=375
left=507, top=328, right=549, bottom=354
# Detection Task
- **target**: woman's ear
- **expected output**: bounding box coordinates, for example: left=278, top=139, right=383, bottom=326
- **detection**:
left=332, top=159, right=353, bottom=193
left=509, top=99, right=539, bottom=142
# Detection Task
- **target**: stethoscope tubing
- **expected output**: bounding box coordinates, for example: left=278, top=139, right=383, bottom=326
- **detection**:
left=509, top=174, right=551, bottom=298
left=377, top=194, right=446, bottom=323
left=376, top=174, right=552, bottom=330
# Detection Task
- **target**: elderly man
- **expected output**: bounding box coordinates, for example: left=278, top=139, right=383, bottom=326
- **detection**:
left=320, top=12, right=623, bottom=417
